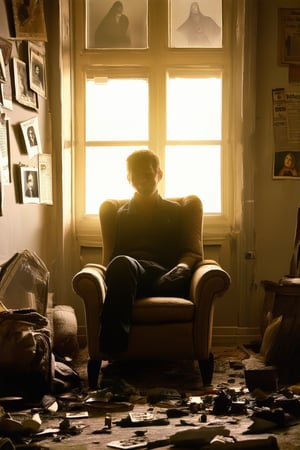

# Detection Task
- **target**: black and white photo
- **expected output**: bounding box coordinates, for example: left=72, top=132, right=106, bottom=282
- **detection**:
left=13, top=57, right=38, bottom=110
left=20, top=116, right=42, bottom=158
left=20, top=166, right=40, bottom=203
left=28, top=42, right=46, bottom=98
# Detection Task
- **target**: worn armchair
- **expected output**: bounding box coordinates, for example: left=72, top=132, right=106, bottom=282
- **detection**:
left=72, top=195, right=231, bottom=389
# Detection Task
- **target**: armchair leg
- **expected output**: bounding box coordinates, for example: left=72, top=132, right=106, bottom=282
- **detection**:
left=198, top=353, right=214, bottom=386
left=87, top=358, right=102, bottom=389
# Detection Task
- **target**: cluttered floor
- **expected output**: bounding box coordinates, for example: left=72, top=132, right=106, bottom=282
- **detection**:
left=1, top=345, right=300, bottom=449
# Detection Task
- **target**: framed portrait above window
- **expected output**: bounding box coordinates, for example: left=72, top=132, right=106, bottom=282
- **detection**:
left=85, top=0, right=148, bottom=49
left=169, top=0, right=222, bottom=48
left=28, top=42, right=46, bottom=98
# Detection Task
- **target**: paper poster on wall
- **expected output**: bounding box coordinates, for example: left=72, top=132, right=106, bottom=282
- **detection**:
left=272, top=88, right=300, bottom=179
left=38, top=154, right=53, bottom=205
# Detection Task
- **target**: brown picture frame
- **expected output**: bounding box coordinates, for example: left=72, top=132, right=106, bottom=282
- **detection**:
left=11, top=0, right=47, bottom=41
left=13, top=57, right=38, bottom=110
left=278, top=8, right=300, bottom=65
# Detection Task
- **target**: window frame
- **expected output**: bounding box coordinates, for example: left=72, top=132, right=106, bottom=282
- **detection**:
left=72, top=0, right=235, bottom=246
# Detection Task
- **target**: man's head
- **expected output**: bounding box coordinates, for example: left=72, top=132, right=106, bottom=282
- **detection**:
left=126, top=149, right=163, bottom=197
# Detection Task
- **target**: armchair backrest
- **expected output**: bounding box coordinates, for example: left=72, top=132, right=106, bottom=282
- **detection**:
left=99, top=195, right=204, bottom=267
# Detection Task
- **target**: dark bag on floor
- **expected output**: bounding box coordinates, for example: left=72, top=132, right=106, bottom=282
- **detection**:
left=0, top=250, right=53, bottom=399
left=0, top=307, right=54, bottom=399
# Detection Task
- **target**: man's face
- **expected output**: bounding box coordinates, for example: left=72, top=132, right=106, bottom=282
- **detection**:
left=128, top=161, right=162, bottom=196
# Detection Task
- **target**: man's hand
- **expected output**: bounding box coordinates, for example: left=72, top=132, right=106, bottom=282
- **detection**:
left=161, top=263, right=191, bottom=281
left=153, top=263, right=191, bottom=297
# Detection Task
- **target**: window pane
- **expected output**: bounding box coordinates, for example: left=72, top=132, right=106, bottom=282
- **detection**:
left=167, top=75, right=222, bottom=140
left=165, top=145, right=221, bottom=213
left=86, top=78, right=149, bottom=141
left=86, top=146, right=147, bottom=214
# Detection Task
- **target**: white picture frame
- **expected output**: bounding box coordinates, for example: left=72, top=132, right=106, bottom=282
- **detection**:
left=28, top=42, right=47, bottom=98
left=20, top=166, right=40, bottom=204
left=20, top=116, right=42, bottom=158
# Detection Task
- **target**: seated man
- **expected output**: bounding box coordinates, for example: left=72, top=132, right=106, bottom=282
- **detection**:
left=99, top=149, right=202, bottom=354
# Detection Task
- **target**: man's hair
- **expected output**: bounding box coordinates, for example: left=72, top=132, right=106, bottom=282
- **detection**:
left=126, top=149, right=160, bottom=173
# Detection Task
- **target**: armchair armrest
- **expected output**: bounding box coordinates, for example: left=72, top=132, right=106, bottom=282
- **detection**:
left=191, top=260, right=231, bottom=302
left=72, top=264, right=107, bottom=356
left=190, top=259, right=231, bottom=355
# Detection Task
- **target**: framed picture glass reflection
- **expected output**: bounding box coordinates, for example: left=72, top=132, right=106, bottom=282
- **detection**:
left=169, top=0, right=222, bottom=48
left=86, top=0, right=148, bottom=49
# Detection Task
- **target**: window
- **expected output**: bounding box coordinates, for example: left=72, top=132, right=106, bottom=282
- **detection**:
left=73, top=0, right=235, bottom=245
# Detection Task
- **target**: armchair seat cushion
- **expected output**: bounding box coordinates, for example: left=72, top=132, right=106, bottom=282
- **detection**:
left=132, top=296, right=194, bottom=323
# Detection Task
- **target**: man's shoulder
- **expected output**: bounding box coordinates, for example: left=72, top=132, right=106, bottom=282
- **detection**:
left=159, top=197, right=181, bottom=210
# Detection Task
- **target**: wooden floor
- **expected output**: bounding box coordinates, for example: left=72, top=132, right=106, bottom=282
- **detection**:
left=4, top=347, right=300, bottom=449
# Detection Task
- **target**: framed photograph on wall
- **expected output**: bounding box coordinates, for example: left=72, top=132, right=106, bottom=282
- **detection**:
left=20, top=116, right=42, bottom=158
left=0, top=114, right=11, bottom=185
left=11, top=0, right=47, bottom=41
left=38, top=153, right=53, bottom=205
left=0, top=37, right=12, bottom=66
left=273, top=150, right=300, bottom=179
left=1, top=63, right=13, bottom=110
left=20, top=166, right=40, bottom=204
left=0, top=49, right=6, bottom=83
left=13, top=57, right=38, bottom=110
left=28, top=42, right=46, bottom=98
left=86, top=0, right=148, bottom=49
left=278, top=8, right=300, bottom=65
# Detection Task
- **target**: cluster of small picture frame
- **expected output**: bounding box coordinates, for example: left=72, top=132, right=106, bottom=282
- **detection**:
left=13, top=42, right=46, bottom=110
left=0, top=0, right=52, bottom=211
left=0, top=40, right=46, bottom=112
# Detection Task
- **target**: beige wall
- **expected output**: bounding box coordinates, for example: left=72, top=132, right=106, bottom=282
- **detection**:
left=254, top=0, right=300, bottom=318
left=0, top=1, right=57, bottom=276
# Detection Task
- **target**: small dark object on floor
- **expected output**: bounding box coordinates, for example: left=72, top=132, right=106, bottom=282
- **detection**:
left=213, top=390, right=232, bottom=415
